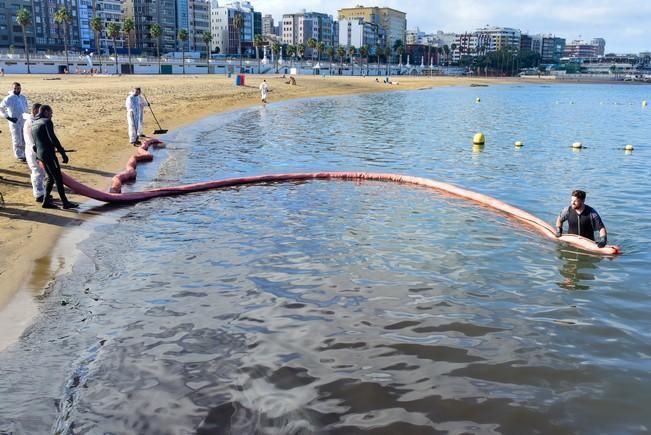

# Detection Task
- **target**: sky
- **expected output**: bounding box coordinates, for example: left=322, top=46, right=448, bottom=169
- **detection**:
left=254, top=0, right=651, bottom=53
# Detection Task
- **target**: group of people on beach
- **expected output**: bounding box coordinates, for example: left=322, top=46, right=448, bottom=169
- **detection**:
left=1, top=82, right=77, bottom=209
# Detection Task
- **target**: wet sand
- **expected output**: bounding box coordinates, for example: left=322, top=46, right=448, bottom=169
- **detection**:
left=0, top=73, right=509, bottom=350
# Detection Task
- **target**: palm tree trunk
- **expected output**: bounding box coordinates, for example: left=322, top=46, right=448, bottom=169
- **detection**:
left=157, top=42, right=160, bottom=74
left=64, top=27, right=69, bottom=73
left=127, top=36, right=132, bottom=74
left=182, top=46, right=185, bottom=74
left=95, top=31, right=102, bottom=73
left=114, top=37, right=118, bottom=74
left=22, top=29, right=31, bottom=74
left=256, top=46, right=260, bottom=74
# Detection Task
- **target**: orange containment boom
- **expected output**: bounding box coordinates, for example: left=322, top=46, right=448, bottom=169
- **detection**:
left=61, top=140, right=621, bottom=256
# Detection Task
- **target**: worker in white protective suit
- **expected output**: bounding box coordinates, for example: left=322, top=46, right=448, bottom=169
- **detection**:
left=136, top=87, right=149, bottom=138
left=125, top=88, right=142, bottom=146
left=0, top=82, right=29, bottom=161
left=259, top=80, right=269, bottom=103
left=23, top=103, right=47, bottom=202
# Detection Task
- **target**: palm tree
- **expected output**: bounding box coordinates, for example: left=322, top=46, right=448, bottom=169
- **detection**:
left=150, top=23, right=162, bottom=74
left=271, top=42, right=281, bottom=73
left=286, top=44, right=296, bottom=67
left=106, top=22, right=121, bottom=74
left=54, top=7, right=73, bottom=73
left=202, top=31, right=212, bottom=73
left=375, top=44, right=382, bottom=75
left=178, top=29, right=188, bottom=74
left=348, top=46, right=356, bottom=75
left=90, top=16, right=102, bottom=73
left=326, top=46, right=334, bottom=69
left=316, top=41, right=325, bottom=64
left=396, top=46, right=405, bottom=67
left=359, top=45, right=369, bottom=75
left=253, top=34, right=264, bottom=73
left=232, top=13, right=244, bottom=71
left=307, top=37, right=317, bottom=63
left=16, top=8, right=32, bottom=74
left=443, top=45, right=450, bottom=65
left=122, top=17, right=134, bottom=73
left=336, top=46, right=345, bottom=69
left=296, top=43, right=305, bottom=67
left=384, top=46, right=392, bottom=75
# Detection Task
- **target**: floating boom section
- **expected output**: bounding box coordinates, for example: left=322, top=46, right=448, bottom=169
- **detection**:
left=61, top=140, right=621, bottom=256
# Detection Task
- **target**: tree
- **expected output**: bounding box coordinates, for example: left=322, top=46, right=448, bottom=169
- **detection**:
left=317, top=41, right=325, bottom=64
left=296, top=43, right=305, bottom=66
left=271, top=42, right=281, bottom=73
left=254, top=34, right=264, bottom=73
left=90, top=16, right=102, bottom=73
left=122, top=18, right=134, bottom=73
left=202, top=31, right=212, bottom=73
left=375, top=44, right=382, bottom=75
left=359, top=45, right=369, bottom=75
left=396, top=46, right=404, bottom=68
left=348, top=46, right=356, bottom=75
left=326, top=46, right=335, bottom=67
left=286, top=44, right=296, bottom=67
left=233, top=13, right=244, bottom=71
left=443, top=45, right=450, bottom=65
left=16, top=8, right=32, bottom=74
left=106, top=22, right=121, bottom=74
left=150, top=23, right=162, bottom=74
left=54, top=7, right=73, bottom=73
left=337, top=46, right=346, bottom=68
left=384, top=46, right=392, bottom=74
left=307, top=37, right=317, bottom=63
left=178, top=29, right=188, bottom=74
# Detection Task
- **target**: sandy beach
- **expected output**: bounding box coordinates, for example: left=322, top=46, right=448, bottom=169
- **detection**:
left=0, top=73, right=505, bottom=348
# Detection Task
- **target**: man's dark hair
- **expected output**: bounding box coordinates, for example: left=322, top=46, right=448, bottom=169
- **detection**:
left=32, top=103, right=42, bottom=111
left=37, top=104, right=52, bottom=118
left=572, top=190, right=586, bottom=200
left=12, top=82, right=20, bottom=87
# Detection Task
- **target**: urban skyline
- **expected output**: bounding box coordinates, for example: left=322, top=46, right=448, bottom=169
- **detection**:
left=258, top=0, right=651, bottom=54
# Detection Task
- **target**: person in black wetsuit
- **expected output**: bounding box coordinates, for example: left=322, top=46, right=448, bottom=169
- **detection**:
left=555, top=190, right=607, bottom=247
left=31, top=105, right=78, bottom=209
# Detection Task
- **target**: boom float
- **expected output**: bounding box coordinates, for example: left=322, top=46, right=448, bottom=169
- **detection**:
left=61, top=139, right=621, bottom=256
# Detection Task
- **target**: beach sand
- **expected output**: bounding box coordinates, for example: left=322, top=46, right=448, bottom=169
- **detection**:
left=0, top=73, right=502, bottom=349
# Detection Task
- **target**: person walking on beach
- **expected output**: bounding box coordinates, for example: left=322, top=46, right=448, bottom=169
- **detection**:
left=23, top=103, right=47, bottom=202
left=32, top=105, right=78, bottom=209
left=126, top=88, right=143, bottom=146
left=259, top=80, right=269, bottom=104
left=555, top=190, right=607, bottom=247
left=135, top=87, right=149, bottom=138
left=0, top=82, right=29, bottom=161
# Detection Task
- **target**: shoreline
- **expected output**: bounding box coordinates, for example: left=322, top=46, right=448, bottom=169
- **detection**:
left=1, top=74, right=519, bottom=350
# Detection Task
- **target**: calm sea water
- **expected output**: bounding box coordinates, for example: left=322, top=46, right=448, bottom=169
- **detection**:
left=1, top=84, right=651, bottom=434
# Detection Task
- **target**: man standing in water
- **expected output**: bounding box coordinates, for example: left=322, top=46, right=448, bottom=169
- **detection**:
left=0, top=82, right=29, bottom=161
left=259, top=80, right=269, bottom=104
left=555, top=190, right=608, bottom=247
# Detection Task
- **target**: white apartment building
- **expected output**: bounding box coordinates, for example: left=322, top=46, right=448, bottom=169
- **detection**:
left=210, top=1, right=257, bottom=55
left=339, top=19, right=378, bottom=49
left=281, top=10, right=334, bottom=47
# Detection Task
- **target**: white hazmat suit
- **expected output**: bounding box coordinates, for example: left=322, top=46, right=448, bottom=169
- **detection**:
left=0, top=91, right=29, bottom=159
left=259, top=81, right=269, bottom=103
left=22, top=112, right=45, bottom=199
left=138, top=94, right=147, bottom=136
left=126, top=92, right=142, bottom=144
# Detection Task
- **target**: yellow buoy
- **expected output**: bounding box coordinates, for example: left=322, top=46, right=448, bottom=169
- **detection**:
left=572, top=142, right=583, bottom=149
left=643, top=100, right=648, bottom=108
left=473, top=133, right=485, bottom=145
left=476, top=97, right=481, bottom=103
left=515, top=141, right=524, bottom=148
left=624, top=144, right=634, bottom=151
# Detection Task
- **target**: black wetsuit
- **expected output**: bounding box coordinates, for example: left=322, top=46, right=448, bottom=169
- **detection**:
left=558, top=205, right=605, bottom=240
left=32, top=116, right=69, bottom=204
